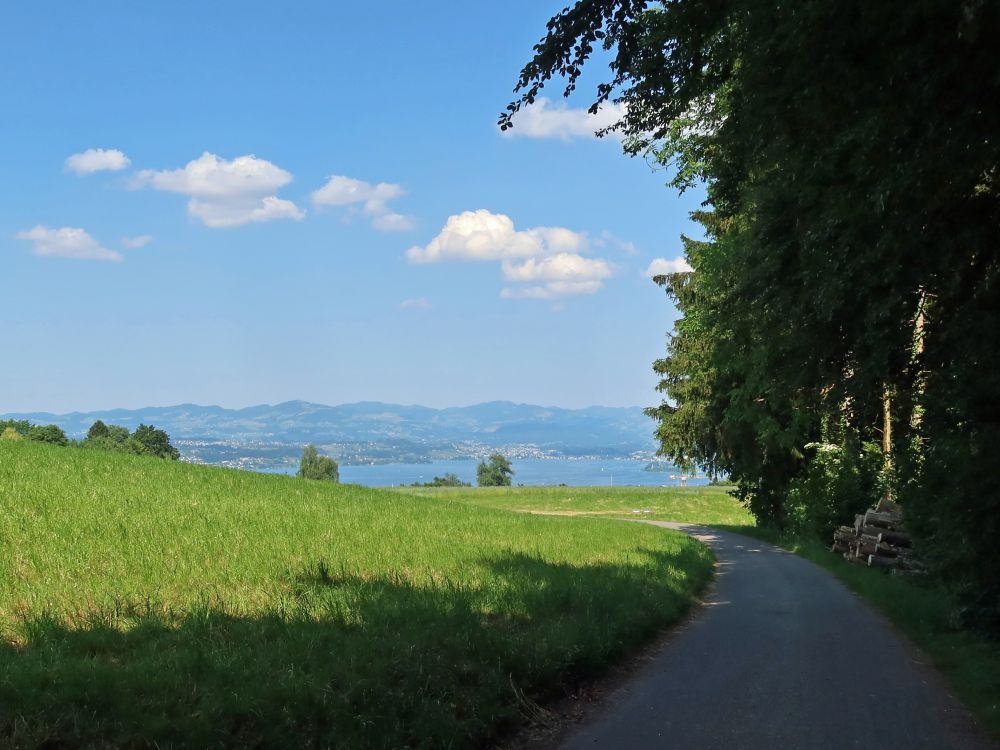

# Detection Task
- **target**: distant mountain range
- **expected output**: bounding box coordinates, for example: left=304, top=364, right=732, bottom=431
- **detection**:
left=3, top=401, right=658, bottom=462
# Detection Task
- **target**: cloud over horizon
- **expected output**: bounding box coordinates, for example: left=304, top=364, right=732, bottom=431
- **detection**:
left=65, top=148, right=131, bottom=174
left=16, top=225, right=122, bottom=261
left=134, top=152, right=305, bottom=228
left=501, top=98, right=626, bottom=141
left=311, top=175, right=414, bottom=231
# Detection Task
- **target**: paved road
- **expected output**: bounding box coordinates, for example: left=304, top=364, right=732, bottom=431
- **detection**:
left=561, top=524, right=995, bottom=750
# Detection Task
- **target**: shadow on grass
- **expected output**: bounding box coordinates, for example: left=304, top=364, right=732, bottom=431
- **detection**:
left=0, top=546, right=712, bottom=749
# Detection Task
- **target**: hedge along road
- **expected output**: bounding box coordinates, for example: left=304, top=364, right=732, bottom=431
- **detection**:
left=560, top=524, right=995, bottom=750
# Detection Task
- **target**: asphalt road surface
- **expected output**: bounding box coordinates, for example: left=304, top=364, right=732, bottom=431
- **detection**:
left=561, top=523, right=995, bottom=750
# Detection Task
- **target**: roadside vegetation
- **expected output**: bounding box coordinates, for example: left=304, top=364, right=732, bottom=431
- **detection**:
left=400, top=484, right=753, bottom=526
left=0, top=440, right=713, bottom=747
left=508, top=1, right=1000, bottom=635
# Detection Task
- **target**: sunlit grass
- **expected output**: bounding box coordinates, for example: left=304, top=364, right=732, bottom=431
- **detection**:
left=396, top=484, right=754, bottom=526
left=0, top=441, right=713, bottom=747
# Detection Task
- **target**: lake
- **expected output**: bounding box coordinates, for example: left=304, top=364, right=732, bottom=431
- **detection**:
left=265, top=458, right=710, bottom=487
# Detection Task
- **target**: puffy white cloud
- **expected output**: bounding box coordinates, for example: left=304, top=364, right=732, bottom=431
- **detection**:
left=65, top=148, right=130, bottom=174
left=134, top=152, right=305, bottom=228
left=406, top=210, right=586, bottom=264
left=121, top=234, right=152, bottom=249
left=409, top=210, right=611, bottom=299
left=311, top=175, right=413, bottom=231
left=645, top=257, right=693, bottom=276
left=501, top=97, right=626, bottom=141
left=399, top=297, right=431, bottom=310
left=500, top=281, right=603, bottom=299
left=188, top=195, right=304, bottom=229
left=16, top=226, right=122, bottom=261
left=501, top=253, right=612, bottom=283
left=136, top=152, right=292, bottom=196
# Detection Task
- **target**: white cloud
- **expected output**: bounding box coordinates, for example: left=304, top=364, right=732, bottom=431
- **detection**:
left=65, top=148, right=130, bottom=175
left=409, top=210, right=611, bottom=299
left=372, top=212, right=415, bottom=231
left=500, top=281, right=604, bottom=299
left=501, top=97, right=626, bottom=141
left=406, top=210, right=586, bottom=264
left=501, top=253, right=612, bottom=283
left=188, top=195, right=304, bottom=229
left=399, top=297, right=431, bottom=310
left=16, top=226, right=122, bottom=262
left=134, top=152, right=305, bottom=228
left=121, top=234, right=152, bottom=249
left=311, top=175, right=414, bottom=231
left=645, top=257, right=694, bottom=276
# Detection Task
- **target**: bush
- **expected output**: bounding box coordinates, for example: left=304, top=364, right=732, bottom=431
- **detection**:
left=476, top=454, right=513, bottom=487
left=1, top=427, right=23, bottom=441
left=784, top=439, right=882, bottom=540
left=27, top=424, right=69, bottom=446
left=298, top=444, right=339, bottom=482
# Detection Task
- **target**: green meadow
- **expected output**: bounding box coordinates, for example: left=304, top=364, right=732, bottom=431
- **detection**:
left=0, top=441, right=714, bottom=748
left=398, top=484, right=753, bottom=526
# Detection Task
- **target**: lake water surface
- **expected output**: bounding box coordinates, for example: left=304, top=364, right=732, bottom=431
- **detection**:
left=267, top=458, right=709, bottom=487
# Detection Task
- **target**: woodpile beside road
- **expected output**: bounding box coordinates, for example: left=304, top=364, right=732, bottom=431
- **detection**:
left=831, top=498, right=925, bottom=575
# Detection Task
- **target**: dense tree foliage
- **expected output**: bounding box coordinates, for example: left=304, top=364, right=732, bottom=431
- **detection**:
left=0, top=418, right=179, bottom=460
left=298, top=444, right=339, bottom=482
left=507, top=1, right=1000, bottom=630
left=132, top=424, right=181, bottom=460
left=81, top=421, right=179, bottom=459
left=477, top=454, right=514, bottom=487
left=86, top=420, right=110, bottom=440
left=26, top=424, right=69, bottom=446
left=0, top=419, right=32, bottom=437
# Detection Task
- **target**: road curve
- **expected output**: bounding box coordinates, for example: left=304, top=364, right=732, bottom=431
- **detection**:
left=561, top=524, right=995, bottom=750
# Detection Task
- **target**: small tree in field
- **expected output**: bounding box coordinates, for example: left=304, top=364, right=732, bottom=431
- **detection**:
left=87, top=420, right=110, bottom=440
left=477, top=453, right=513, bottom=487
left=1, top=427, right=23, bottom=441
left=298, top=444, right=339, bottom=482
left=132, top=424, right=180, bottom=460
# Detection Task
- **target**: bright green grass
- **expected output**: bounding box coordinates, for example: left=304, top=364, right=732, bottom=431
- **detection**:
left=397, top=484, right=754, bottom=526
left=717, top=525, right=1000, bottom=743
left=0, top=441, right=713, bottom=748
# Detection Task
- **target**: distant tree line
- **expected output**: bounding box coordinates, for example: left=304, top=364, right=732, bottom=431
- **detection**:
left=1, top=418, right=179, bottom=460
left=409, top=473, right=471, bottom=488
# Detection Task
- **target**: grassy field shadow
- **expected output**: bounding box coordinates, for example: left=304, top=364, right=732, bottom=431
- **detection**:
left=1, top=546, right=712, bottom=748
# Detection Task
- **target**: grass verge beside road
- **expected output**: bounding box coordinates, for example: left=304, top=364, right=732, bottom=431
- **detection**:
left=398, top=484, right=754, bottom=526
left=716, top=524, right=1000, bottom=743
left=0, top=441, right=713, bottom=748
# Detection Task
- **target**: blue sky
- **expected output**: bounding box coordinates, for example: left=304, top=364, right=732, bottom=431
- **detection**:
left=2, top=1, right=703, bottom=413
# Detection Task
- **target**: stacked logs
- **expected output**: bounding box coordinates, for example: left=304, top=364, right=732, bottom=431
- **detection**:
left=831, top=498, right=924, bottom=575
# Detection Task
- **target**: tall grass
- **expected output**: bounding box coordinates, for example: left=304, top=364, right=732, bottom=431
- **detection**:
left=0, top=441, right=713, bottom=747
left=398, top=484, right=754, bottom=526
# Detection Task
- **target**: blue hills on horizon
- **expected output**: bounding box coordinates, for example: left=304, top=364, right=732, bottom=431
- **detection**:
left=2, top=400, right=658, bottom=458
